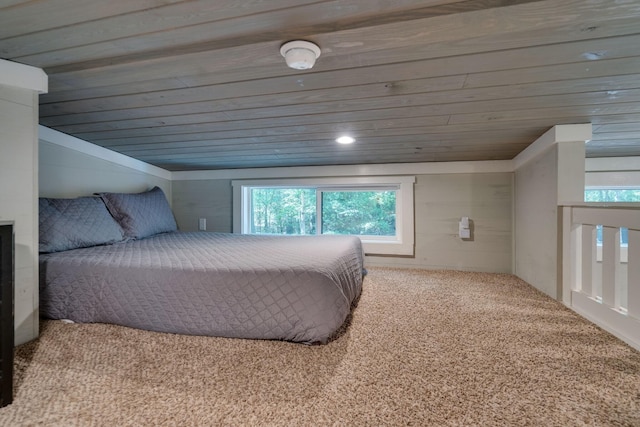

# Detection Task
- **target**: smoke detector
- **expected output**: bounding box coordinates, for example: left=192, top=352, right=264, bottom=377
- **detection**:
left=280, top=40, right=321, bottom=70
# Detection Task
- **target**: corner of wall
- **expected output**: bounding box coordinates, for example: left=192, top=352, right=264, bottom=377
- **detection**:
left=513, top=124, right=591, bottom=300
left=0, top=59, right=47, bottom=345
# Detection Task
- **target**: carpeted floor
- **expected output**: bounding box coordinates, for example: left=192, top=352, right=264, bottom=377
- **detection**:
left=0, top=268, right=639, bottom=426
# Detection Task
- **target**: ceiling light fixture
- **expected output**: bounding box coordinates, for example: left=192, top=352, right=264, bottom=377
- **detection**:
left=336, top=136, right=355, bottom=144
left=280, top=40, right=321, bottom=70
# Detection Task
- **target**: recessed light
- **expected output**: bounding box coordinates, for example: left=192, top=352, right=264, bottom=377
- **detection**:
left=336, top=136, right=355, bottom=144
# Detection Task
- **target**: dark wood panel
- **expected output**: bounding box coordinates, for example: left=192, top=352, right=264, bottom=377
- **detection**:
left=40, top=75, right=467, bottom=118
left=40, top=74, right=640, bottom=129
left=39, top=39, right=640, bottom=106
left=44, top=89, right=640, bottom=137
left=41, top=57, right=640, bottom=116
left=0, top=0, right=186, bottom=39
left=3, top=0, right=639, bottom=169
left=450, top=102, right=640, bottom=125
left=3, top=0, right=321, bottom=59
left=107, top=129, right=537, bottom=153
left=68, top=116, right=573, bottom=144
left=150, top=148, right=526, bottom=171
left=118, top=135, right=531, bottom=159
left=42, top=6, right=640, bottom=91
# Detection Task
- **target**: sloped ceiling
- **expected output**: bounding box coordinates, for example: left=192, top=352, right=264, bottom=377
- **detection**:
left=1, top=0, right=639, bottom=171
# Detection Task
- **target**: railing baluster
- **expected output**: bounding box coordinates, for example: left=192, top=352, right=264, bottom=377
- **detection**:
left=615, top=229, right=625, bottom=312
left=602, top=226, right=617, bottom=307
left=581, top=224, right=595, bottom=297
left=628, top=229, right=640, bottom=319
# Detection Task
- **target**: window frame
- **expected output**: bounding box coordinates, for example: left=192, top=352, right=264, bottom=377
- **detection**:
left=232, top=176, right=415, bottom=255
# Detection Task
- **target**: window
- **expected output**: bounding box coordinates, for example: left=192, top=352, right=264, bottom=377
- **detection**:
left=321, top=189, right=396, bottom=237
left=585, top=187, right=640, bottom=246
left=584, top=188, right=640, bottom=203
left=232, top=176, right=415, bottom=255
left=249, top=188, right=317, bottom=235
left=585, top=187, right=638, bottom=263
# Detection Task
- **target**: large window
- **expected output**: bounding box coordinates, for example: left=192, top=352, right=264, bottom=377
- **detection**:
left=233, top=176, right=415, bottom=255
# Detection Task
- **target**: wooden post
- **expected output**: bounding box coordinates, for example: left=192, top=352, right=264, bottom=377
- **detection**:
left=627, top=229, right=640, bottom=319
left=601, top=226, right=618, bottom=307
left=581, top=224, right=595, bottom=297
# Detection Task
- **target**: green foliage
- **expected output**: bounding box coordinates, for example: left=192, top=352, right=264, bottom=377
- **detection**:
left=584, top=189, right=640, bottom=202
left=249, top=188, right=396, bottom=236
left=250, top=188, right=316, bottom=235
left=321, top=191, right=395, bottom=236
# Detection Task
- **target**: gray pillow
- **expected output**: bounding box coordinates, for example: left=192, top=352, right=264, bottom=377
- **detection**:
left=39, top=197, right=125, bottom=253
left=98, top=186, right=177, bottom=239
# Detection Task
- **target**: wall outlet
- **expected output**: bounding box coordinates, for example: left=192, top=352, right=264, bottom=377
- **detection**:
left=458, top=216, right=472, bottom=240
left=458, top=227, right=471, bottom=239
left=198, top=218, right=206, bottom=231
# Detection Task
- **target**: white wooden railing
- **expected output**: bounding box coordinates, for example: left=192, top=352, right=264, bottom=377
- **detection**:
left=561, top=204, right=640, bottom=351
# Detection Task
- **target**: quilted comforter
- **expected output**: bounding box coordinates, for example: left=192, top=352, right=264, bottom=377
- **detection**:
left=39, top=232, right=364, bottom=344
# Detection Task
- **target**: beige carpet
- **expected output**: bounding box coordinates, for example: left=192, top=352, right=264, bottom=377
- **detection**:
left=1, top=268, right=639, bottom=426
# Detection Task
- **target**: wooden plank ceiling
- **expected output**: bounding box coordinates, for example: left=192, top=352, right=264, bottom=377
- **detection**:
left=1, top=0, right=639, bottom=171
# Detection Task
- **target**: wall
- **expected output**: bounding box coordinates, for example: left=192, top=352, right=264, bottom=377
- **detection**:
left=38, top=132, right=513, bottom=273
left=514, top=148, right=559, bottom=298
left=585, top=157, right=640, bottom=188
left=172, top=179, right=232, bottom=232
left=0, top=85, right=41, bottom=344
left=39, top=140, right=172, bottom=199
left=367, top=172, right=512, bottom=272
left=172, top=171, right=513, bottom=273
left=513, top=124, right=590, bottom=300
left=39, top=126, right=172, bottom=200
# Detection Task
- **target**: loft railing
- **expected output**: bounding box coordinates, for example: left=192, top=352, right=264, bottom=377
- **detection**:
left=561, top=204, right=640, bottom=351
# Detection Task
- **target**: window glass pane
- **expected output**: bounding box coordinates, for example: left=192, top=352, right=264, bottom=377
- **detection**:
left=595, top=225, right=628, bottom=245
left=585, top=188, right=640, bottom=202
left=621, top=227, right=628, bottom=245
left=250, top=188, right=316, bottom=235
left=321, top=190, right=396, bottom=236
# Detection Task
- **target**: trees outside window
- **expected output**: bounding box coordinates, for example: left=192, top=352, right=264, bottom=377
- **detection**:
left=584, top=188, right=640, bottom=203
left=250, top=188, right=316, bottom=235
left=249, top=188, right=396, bottom=237
left=585, top=188, right=639, bottom=245
left=321, top=191, right=395, bottom=236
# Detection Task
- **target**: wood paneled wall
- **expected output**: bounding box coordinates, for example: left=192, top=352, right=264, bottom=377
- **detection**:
left=172, top=172, right=513, bottom=273
left=39, top=141, right=171, bottom=199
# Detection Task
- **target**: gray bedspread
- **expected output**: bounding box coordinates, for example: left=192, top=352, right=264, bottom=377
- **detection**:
left=40, top=232, right=364, bottom=344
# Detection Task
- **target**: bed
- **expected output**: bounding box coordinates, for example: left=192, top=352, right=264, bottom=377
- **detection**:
left=38, top=188, right=364, bottom=344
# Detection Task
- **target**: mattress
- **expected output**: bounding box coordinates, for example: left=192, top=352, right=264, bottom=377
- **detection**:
left=39, top=232, right=364, bottom=344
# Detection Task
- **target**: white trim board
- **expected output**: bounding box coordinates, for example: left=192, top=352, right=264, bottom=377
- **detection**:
left=586, top=172, right=640, bottom=188
left=39, top=126, right=172, bottom=181
left=0, top=59, right=48, bottom=93
left=512, top=124, right=592, bottom=170
left=586, top=157, right=640, bottom=172
left=173, top=160, right=513, bottom=181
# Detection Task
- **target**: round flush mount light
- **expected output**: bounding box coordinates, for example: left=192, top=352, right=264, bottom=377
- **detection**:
left=280, top=40, right=321, bottom=70
left=336, top=136, right=355, bottom=144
